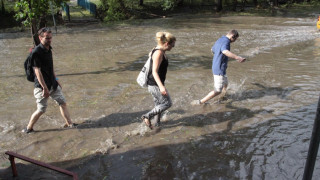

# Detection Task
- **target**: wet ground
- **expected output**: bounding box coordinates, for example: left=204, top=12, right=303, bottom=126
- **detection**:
left=0, top=14, right=320, bottom=179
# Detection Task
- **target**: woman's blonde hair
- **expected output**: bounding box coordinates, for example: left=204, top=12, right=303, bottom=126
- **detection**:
left=156, top=32, right=176, bottom=45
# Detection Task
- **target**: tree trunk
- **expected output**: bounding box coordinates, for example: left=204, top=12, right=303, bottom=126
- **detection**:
left=28, top=1, right=39, bottom=46
left=57, top=10, right=64, bottom=24
left=253, top=0, right=258, bottom=7
left=232, top=0, right=237, bottom=11
left=241, top=0, right=246, bottom=11
left=39, top=15, right=47, bottom=29
left=217, top=0, right=222, bottom=12
left=31, top=16, right=46, bottom=47
left=177, top=0, right=184, bottom=7
left=1, top=0, right=5, bottom=14
left=139, top=0, right=143, bottom=6
left=31, top=19, right=40, bottom=46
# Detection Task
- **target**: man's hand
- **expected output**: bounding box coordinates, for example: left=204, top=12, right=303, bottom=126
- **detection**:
left=222, top=50, right=246, bottom=63
left=236, top=56, right=246, bottom=63
left=42, top=88, right=49, bottom=98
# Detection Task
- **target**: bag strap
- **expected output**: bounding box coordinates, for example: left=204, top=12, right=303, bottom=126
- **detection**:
left=146, top=48, right=160, bottom=76
left=149, top=48, right=159, bottom=57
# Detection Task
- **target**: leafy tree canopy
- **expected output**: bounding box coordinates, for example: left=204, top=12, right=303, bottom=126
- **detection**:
left=14, top=0, right=68, bottom=26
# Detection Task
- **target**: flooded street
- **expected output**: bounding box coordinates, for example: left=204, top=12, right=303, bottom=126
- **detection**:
left=1, top=14, right=320, bottom=179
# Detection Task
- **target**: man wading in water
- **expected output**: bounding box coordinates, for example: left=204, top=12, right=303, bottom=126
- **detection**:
left=23, top=27, right=77, bottom=133
left=192, top=30, right=246, bottom=105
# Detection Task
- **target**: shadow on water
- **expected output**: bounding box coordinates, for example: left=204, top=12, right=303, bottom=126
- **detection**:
left=36, top=104, right=260, bottom=134
left=1, top=101, right=318, bottom=179
left=33, top=83, right=298, bottom=134
left=0, top=129, right=258, bottom=179
left=166, top=107, right=267, bottom=129
left=57, top=53, right=212, bottom=75
left=230, top=83, right=300, bottom=101
left=0, top=53, right=212, bottom=80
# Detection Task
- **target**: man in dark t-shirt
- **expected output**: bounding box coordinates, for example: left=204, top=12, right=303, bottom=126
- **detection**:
left=23, top=27, right=76, bottom=133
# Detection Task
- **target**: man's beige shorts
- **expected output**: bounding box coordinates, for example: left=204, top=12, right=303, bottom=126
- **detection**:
left=213, top=75, right=228, bottom=92
left=34, top=86, right=66, bottom=112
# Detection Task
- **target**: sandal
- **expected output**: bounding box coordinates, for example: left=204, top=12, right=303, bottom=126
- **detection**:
left=142, top=117, right=153, bottom=130
left=62, top=123, right=78, bottom=128
left=22, top=127, right=34, bottom=134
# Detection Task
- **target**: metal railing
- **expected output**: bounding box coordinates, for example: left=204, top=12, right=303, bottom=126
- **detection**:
left=5, top=151, right=78, bottom=180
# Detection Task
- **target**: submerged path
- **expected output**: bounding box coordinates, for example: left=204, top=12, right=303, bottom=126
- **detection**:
left=0, top=14, right=320, bottom=179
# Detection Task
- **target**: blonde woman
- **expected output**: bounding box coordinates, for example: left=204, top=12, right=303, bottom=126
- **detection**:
left=142, top=32, right=176, bottom=129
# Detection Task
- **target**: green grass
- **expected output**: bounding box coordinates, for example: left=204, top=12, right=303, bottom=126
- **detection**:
left=68, top=6, right=93, bottom=18
left=90, top=0, right=101, bottom=6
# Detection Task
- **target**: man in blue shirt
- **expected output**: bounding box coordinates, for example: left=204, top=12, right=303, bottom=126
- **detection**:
left=192, top=30, right=246, bottom=105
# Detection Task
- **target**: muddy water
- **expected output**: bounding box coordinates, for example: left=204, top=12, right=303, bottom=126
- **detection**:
left=1, top=15, right=320, bottom=179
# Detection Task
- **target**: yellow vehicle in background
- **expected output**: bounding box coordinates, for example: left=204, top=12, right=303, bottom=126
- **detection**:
left=317, top=16, right=320, bottom=30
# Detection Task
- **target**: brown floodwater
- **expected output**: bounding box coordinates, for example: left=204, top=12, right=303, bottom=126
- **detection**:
left=0, top=14, right=320, bottom=179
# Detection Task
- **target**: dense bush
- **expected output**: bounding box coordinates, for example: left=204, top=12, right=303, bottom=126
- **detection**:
left=100, top=0, right=127, bottom=21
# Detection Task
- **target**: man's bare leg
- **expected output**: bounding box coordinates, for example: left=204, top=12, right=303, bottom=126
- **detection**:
left=200, top=90, right=221, bottom=104
left=218, top=85, right=228, bottom=101
left=60, top=103, right=73, bottom=126
left=27, top=110, right=44, bottom=130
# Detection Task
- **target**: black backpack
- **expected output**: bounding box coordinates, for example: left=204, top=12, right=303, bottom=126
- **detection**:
left=24, top=46, right=41, bottom=82
left=24, top=51, right=35, bottom=82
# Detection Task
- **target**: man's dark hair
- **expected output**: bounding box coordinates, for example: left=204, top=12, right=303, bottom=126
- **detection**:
left=38, top=27, right=52, bottom=37
left=229, top=30, right=239, bottom=39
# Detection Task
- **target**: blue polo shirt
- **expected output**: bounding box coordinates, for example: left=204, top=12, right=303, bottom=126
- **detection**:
left=211, top=36, right=230, bottom=76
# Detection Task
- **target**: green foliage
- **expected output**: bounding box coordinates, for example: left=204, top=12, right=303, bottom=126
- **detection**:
left=96, top=0, right=108, bottom=20
left=161, top=0, right=176, bottom=11
left=99, top=0, right=109, bottom=9
left=103, top=0, right=126, bottom=21
left=311, top=0, right=320, bottom=5
left=14, top=0, right=67, bottom=26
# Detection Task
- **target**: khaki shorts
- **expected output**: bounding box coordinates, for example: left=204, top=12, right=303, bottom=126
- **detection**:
left=34, top=86, right=66, bottom=112
left=213, top=75, right=228, bottom=92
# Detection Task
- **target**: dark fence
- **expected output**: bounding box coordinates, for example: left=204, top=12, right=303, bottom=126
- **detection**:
left=77, top=0, right=96, bottom=15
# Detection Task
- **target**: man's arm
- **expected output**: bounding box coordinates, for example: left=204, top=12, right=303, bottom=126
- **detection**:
left=222, top=50, right=246, bottom=63
left=34, top=67, right=50, bottom=98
